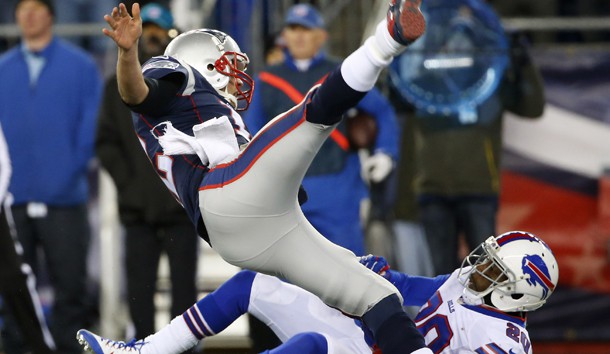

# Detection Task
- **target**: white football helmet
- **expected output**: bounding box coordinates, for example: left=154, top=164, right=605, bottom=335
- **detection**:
left=164, top=29, right=254, bottom=110
left=458, top=231, right=559, bottom=312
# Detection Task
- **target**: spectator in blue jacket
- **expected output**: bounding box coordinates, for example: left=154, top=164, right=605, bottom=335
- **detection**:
left=0, top=1, right=102, bottom=353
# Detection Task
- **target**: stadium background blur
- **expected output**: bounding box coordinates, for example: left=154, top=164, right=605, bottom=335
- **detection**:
left=1, top=0, right=610, bottom=353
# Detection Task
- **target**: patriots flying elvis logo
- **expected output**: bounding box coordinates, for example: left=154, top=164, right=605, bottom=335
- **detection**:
left=521, top=254, right=554, bottom=299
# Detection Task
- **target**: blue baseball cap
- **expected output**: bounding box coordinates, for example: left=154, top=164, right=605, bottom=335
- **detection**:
left=140, top=3, right=174, bottom=30
left=284, top=4, right=325, bottom=29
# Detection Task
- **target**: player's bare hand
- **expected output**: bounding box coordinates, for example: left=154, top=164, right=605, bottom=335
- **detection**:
left=102, top=3, right=142, bottom=51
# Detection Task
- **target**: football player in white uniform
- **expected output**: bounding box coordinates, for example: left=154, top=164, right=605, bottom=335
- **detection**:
left=78, top=230, right=558, bottom=354
left=89, top=1, right=430, bottom=354
left=378, top=230, right=558, bottom=353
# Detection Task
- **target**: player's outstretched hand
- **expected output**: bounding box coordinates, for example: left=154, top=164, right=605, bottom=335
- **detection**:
left=102, top=3, right=142, bottom=51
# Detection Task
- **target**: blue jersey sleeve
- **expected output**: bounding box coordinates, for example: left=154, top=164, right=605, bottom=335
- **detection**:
left=389, top=271, right=451, bottom=307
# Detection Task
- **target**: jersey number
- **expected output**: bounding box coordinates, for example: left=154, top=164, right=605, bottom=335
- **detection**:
left=416, top=292, right=453, bottom=354
left=506, top=322, right=531, bottom=353
left=155, top=154, right=181, bottom=203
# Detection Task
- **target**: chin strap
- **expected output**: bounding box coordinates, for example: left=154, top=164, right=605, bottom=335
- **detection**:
left=217, top=87, right=238, bottom=109
left=461, top=288, right=484, bottom=306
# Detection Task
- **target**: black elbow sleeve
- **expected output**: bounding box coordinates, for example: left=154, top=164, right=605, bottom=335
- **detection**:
left=128, top=74, right=183, bottom=115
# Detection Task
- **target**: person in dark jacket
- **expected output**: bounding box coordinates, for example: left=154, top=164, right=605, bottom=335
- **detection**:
left=95, top=3, right=199, bottom=341
left=390, top=0, right=546, bottom=276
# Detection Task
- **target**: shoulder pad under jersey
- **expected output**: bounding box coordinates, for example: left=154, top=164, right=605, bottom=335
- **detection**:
left=142, top=55, right=200, bottom=95
left=142, top=56, right=184, bottom=77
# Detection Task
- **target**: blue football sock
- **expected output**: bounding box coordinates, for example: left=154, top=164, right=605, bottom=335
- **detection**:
left=183, top=270, right=255, bottom=339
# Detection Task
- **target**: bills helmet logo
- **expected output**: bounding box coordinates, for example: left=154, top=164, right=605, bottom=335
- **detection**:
left=522, top=254, right=555, bottom=299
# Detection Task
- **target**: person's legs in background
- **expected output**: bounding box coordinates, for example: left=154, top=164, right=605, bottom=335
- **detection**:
left=393, top=219, right=434, bottom=318
left=5, top=205, right=91, bottom=354
left=0, top=205, right=55, bottom=354
left=2, top=205, right=41, bottom=354
left=163, top=222, right=199, bottom=354
left=39, top=206, right=91, bottom=354
left=458, top=197, right=498, bottom=254
left=419, top=197, right=460, bottom=274
left=124, top=224, right=163, bottom=339
left=124, top=222, right=199, bottom=346
left=393, top=220, right=434, bottom=277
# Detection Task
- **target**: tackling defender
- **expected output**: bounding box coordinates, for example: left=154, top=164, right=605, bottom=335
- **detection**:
left=97, top=1, right=429, bottom=353
left=78, top=230, right=558, bottom=353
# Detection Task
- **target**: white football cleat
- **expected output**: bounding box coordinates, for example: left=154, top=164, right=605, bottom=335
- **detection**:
left=76, top=329, right=148, bottom=354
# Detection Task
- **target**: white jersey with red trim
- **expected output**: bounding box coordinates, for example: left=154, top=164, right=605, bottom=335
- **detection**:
left=414, top=270, right=532, bottom=354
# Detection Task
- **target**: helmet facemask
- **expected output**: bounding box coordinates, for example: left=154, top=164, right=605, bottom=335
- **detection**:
left=459, top=240, right=514, bottom=306
left=458, top=233, right=558, bottom=312
left=214, top=51, right=254, bottom=111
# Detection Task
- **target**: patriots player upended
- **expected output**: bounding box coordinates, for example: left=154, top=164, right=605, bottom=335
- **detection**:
left=77, top=231, right=558, bottom=353
left=88, top=1, right=431, bottom=353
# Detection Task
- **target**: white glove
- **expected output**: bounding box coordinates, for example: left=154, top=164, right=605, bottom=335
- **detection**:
left=362, top=152, right=393, bottom=183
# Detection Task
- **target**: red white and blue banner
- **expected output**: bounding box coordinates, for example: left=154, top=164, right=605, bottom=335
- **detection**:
left=501, top=48, right=610, bottom=341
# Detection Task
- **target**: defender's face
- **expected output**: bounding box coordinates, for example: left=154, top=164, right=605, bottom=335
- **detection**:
left=16, top=0, right=53, bottom=40
left=469, top=260, right=507, bottom=292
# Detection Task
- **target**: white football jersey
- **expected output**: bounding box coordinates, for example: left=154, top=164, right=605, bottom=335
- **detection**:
left=414, top=270, right=532, bottom=354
